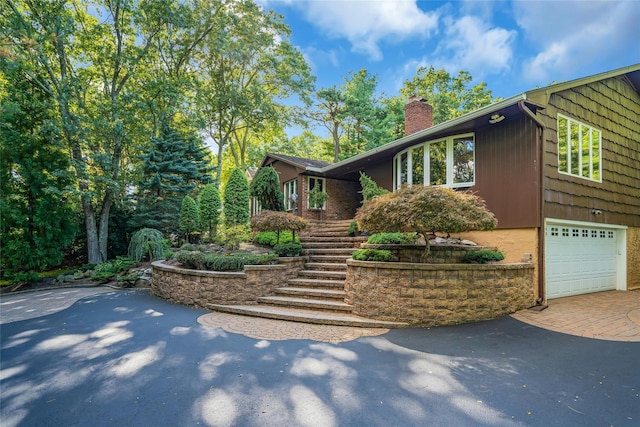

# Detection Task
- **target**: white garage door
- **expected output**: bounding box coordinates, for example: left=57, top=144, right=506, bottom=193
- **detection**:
left=546, top=224, right=618, bottom=299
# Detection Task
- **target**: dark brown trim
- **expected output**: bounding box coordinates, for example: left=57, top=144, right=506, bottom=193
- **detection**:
left=519, top=100, right=546, bottom=303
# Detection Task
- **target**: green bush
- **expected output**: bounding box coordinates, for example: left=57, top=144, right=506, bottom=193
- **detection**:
left=174, top=250, right=278, bottom=271
left=222, top=225, right=251, bottom=251
left=254, top=231, right=299, bottom=247
left=128, top=228, right=165, bottom=262
left=223, top=168, right=250, bottom=226
left=351, top=249, right=393, bottom=262
left=367, top=232, right=419, bottom=245
left=6, top=270, right=40, bottom=286
left=273, top=243, right=303, bottom=257
left=347, top=221, right=358, bottom=236
left=463, top=249, right=505, bottom=264
left=359, top=171, right=389, bottom=202
left=91, top=256, right=138, bottom=281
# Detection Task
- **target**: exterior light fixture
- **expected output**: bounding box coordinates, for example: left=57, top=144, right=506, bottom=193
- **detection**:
left=489, top=114, right=505, bottom=124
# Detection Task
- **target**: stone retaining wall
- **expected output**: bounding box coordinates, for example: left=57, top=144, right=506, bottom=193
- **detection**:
left=151, top=257, right=306, bottom=309
left=345, top=259, right=534, bottom=327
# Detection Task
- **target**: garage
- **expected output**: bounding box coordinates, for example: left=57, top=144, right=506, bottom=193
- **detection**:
left=545, top=222, right=623, bottom=299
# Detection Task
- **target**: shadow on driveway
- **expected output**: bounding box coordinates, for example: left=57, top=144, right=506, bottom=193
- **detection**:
left=1, top=290, right=638, bottom=426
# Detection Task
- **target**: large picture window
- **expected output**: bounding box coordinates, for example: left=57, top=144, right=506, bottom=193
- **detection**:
left=557, top=114, right=601, bottom=182
left=283, top=179, right=298, bottom=211
left=394, top=133, right=475, bottom=189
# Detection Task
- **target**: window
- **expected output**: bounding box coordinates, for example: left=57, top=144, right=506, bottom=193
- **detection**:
left=557, top=114, right=601, bottom=181
left=283, top=179, right=298, bottom=211
left=307, top=177, right=326, bottom=210
left=394, top=133, right=474, bottom=189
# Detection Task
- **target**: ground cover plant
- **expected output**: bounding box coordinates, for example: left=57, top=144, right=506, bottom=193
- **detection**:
left=174, top=250, right=278, bottom=272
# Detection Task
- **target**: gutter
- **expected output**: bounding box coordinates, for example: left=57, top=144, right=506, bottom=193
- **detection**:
left=518, top=100, right=547, bottom=306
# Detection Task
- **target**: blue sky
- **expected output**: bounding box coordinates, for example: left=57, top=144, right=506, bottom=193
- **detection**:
left=258, top=0, right=640, bottom=103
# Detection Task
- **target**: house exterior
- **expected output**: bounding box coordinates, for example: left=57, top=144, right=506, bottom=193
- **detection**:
left=259, top=64, right=640, bottom=303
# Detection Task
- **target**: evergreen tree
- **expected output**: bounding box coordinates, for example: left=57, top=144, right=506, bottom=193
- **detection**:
left=223, top=168, right=250, bottom=226
left=132, top=124, right=212, bottom=236
left=0, top=64, right=78, bottom=275
left=179, top=196, right=200, bottom=242
left=199, top=183, right=221, bottom=240
left=249, top=167, right=285, bottom=211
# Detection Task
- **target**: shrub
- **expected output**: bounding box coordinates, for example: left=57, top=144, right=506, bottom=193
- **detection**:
left=359, top=172, right=389, bottom=202
left=224, top=168, right=250, bottom=226
left=128, top=228, right=165, bottom=262
left=180, top=195, right=200, bottom=242
left=463, top=249, right=505, bottom=264
left=254, top=231, right=299, bottom=247
left=273, top=243, right=303, bottom=257
left=355, top=185, right=497, bottom=255
left=347, top=221, right=359, bottom=236
left=367, top=232, right=419, bottom=245
left=221, top=225, right=251, bottom=251
left=351, top=249, right=393, bottom=262
left=249, top=167, right=285, bottom=211
left=174, top=251, right=277, bottom=271
left=250, top=210, right=308, bottom=243
left=199, top=184, right=221, bottom=240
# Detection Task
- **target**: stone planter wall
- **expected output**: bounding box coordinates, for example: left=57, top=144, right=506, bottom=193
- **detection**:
left=151, top=257, right=306, bottom=309
left=345, top=259, right=534, bottom=327
left=361, top=244, right=493, bottom=263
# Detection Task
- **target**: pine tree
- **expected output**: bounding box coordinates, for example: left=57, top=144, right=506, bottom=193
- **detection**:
left=249, top=167, right=285, bottom=211
left=223, top=168, right=250, bottom=226
left=179, top=196, right=200, bottom=242
left=199, top=183, right=221, bottom=240
left=132, top=124, right=212, bottom=236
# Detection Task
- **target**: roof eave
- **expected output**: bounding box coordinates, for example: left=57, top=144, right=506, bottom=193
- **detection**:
left=316, top=93, right=529, bottom=174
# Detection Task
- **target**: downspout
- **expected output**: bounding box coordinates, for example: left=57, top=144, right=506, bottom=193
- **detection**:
left=518, top=100, right=547, bottom=305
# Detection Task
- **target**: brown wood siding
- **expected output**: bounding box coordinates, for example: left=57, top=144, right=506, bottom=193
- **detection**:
left=472, top=116, right=540, bottom=228
left=364, top=161, right=394, bottom=191
left=540, top=77, right=640, bottom=227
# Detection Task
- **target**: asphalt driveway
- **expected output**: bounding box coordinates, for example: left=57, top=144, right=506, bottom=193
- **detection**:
left=1, top=289, right=638, bottom=426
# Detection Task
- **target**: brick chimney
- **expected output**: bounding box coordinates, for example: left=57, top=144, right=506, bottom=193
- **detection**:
left=404, top=98, right=433, bottom=136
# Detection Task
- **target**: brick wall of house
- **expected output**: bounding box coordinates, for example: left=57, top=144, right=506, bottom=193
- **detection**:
left=302, top=178, right=361, bottom=220
left=404, top=99, right=433, bottom=136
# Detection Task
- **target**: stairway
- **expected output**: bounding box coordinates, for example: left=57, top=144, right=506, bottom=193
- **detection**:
left=209, top=219, right=407, bottom=328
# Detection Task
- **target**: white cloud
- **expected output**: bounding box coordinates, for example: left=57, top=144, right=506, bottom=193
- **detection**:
left=294, top=0, right=439, bottom=61
left=437, top=15, right=516, bottom=75
left=515, top=0, right=640, bottom=83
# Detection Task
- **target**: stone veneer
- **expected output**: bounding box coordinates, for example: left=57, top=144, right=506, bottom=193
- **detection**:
left=151, top=257, right=306, bottom=309
left=344, top=259, right=534, bottom=327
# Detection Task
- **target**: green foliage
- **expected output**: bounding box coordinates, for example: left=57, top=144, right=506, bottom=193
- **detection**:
left=199, top=184, right=221, bottom=240
left=250, top=211, right=308, bottom=243
left=221, top=225, right=252, bottom=251
left=0, top=60, right=78, bottom=276
left=273, top=243, right=303, bottom=257
left=250, top=167, right=285, bottom=211
left=224, top=168, right=250, bottom=227
left=463, top=249, right=505, bottom=264
left=128, top=228, right=165, bottom=262
left=179, top=196, right=200, bottom=240
left=359, top=172, right=389, bottom=202
left=174, top=250, right=278, bottom=271
left=400, top=66, right=496, bottom=125
left=307, top=187, right=329, bottom=210
left=6, top=271, right=41, bottom=286
left=355, top=186, right=497, bottom=252
left=367, top=233, right=419, bottom=245
left=254, top=231, right=299, bottom=247
left=352, top=249, right=393, bottom=262
left=134, top=125, right=212, bottom=236
left=91, top=257, right=138, bottom=282
left=347, top=221, right=359, bottom=236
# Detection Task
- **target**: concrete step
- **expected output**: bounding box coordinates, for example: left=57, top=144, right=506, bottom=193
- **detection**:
left=257, top=296, right=353, bottom=312
left=304, top=262, right=347, bottom=271
left=308, top=255, right=352, bottom=263
left=302, top=248, right=355, bottom=256
left=297, top=270, right=346, bottom=280
left=275, top=286, right=346, bottom=300
left=300, top=236, right=365, bottom=242
left=208, top=304, right=408, bottom=328
left=301, top=242, right=357, bottom=249
left=287, top=278, right=345, bottom=289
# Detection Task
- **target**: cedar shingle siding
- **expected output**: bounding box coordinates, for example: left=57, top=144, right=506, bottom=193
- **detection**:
left=540, top=76, right=640, bottom=227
